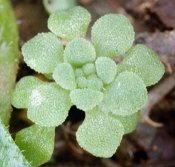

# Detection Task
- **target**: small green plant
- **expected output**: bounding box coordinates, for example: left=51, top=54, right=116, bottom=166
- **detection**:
left=12, top=6, right=164, bottom=165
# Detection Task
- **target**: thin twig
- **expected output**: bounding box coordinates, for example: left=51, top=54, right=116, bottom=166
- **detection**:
left=141, top=73, right=175, bottom=126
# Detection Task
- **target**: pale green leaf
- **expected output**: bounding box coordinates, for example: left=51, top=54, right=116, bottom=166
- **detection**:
left=0, top=119, right=31, bottom=167
left=111, top=112, right=139, bottom=134
left=87, top=75, right=103, bottom=91
left=12, top=76, right=44, bottom=109
left=43, top=0, right=76, bottom=14
left=70, top=89, right=103, bottom=111
left=95, top=57, right=117, bottom=84
left=76, top=108, right=124, bottom=158
left=28, top=83, right=71, bottom=127
left=99, top=71, right=147, bottom=116
left=76, top=76, right=87, bottom=88
left=48, top=6, right=91, bottom=40
left=64, top=38, right=96, bottom=66
left=91, top=14, right=135, bottom=57
left=53, top=63, right=76, bottom=90
left=22, top=32, right=64, bottom=74
left=75, top=68, right=85, bottom=78
left=15, top=125, right=55, bottom=167
left=82, top=63, right=96, bottom=76
left=119, top=44, right=165, bottom=86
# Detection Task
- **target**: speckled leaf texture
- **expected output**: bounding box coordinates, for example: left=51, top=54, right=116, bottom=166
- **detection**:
left=15, top=125, right=55, bottom=167
left=70, top=89, right=103, bottom=111
left=28, top=83, right=71, bottom=127
left=82, top=63, right=96, bottom=76
left=100, top=71, right=147, bottom=116
left=12, top=76, right=44, bottom=109
left=0, top=0, right=19, bottom=125
left=64, top=38, right=96, bottom=66
left=91, top=14, right=135, bottom=58
left=43, top=0, right=76, bottom=14
left=48, top=6, right=91, bottom=40
left=111, top=112, right=140, bottom=134
left=11, top=6, right=165, bottom=160
left=76, top=76, right=87, bottom=88
left=119, top=44, right=165, bottom=86
left=22, top=32, right=64, bottom=74
left=86, top=75, right=103, bottom=91
left=0, top=119, right=31, bottom=167
left=53, top=63, right=76, bottom=90
left=76, top=108, right=124, bottom=157
left=75, top=68, right=84, bottom=78
left=95, top=57, right=117, bottom=84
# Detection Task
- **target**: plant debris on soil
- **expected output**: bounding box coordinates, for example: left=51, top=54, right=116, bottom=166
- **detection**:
left=9, top=0, right=175, bottom=166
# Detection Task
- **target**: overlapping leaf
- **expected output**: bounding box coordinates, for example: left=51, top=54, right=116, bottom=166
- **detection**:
left=28, top=83, right=71, bottom=127
left=76, top=76, right=87, bottom=88
left=86, top=75, right=103, bottom=90
left=100, top=71, right=147, bottom=116
left=53, top=63, right=76, bottom=90
left=15, top=125, right=55, bottom=167
left=22, top=33, right=64, bottom=74
left=48, top=6, right=91, bottom=40
left=76, top=108, right=124, bottom=157
left=91, top=14, right=135, bottom=57
left=111, top=112, right=139, bottom=134
left=95, top=57, right=117, bottom=84
left=119, top=44, right=165, bottom=86
left=64, top=38, right=96, bottom=66
left=12, top=76, right=44, bottom=109
left=82, top=63, right=96, bottom=76
left=70, top=89, right=103, bottom=111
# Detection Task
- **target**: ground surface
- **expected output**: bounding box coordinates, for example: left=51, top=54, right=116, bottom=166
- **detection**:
left=10, top=0, right=175, bottom=166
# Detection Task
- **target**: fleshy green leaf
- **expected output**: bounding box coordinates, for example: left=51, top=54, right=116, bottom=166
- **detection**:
left=64, top=38, right=96, bottom=66
left=75, top=68, right=85, bottom=78
left=28, top=83, right=71, bottom=127
left=99, top=71, right=147, bottom=116
left=82, top=63, right=96, bottom=76
left=70, top=89, right=103, bottom=111
left=119, top=44, right=165, bottom=86
left=0, top=119, right=31, bottom=167
left=76, top=108, right=124, bottom=158
left=22, top=32, right=64, bottom=74
left=95, top=57, right=117, bottom=84
left=48, top=6, right=91, bottom=40
left=91, top=14, right=135, bottom=57
left=15, top=125, right=55, bottom=167
left=76, top=76, right=87, bottom=88
left=43, top=0, right=76, bottom=14
left=87, top=75, right=103, bottom=91
left=111, top=112, right=139, bottom=134
left=53, top=63, right=76, bottom=90
left=12, top=76, right=44, bottom=109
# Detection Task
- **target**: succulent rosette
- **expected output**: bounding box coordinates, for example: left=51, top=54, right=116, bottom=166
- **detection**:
left=12, top=6, right=164, bottom=163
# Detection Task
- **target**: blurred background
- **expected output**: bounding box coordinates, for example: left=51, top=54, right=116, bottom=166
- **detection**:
left=10, top=0, right=175, bottom=166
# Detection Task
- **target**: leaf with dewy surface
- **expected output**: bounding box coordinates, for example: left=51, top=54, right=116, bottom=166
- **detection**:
left=28, top=83, right=71, bottom=127
left=99, top=71, right=147, bottom=116
left=76, top=108, right=124, bottom=157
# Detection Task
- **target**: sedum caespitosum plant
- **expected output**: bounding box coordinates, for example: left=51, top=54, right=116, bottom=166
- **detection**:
left=12, top=6, right=164, bottom=165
